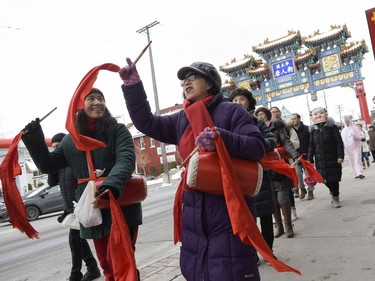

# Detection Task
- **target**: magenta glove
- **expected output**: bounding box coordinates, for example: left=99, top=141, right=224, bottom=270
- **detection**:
left=195, top=127, right=217, bottom=151
left=119, top=58, right=141, bottom=86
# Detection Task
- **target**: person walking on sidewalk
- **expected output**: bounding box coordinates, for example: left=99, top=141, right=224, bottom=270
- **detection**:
left=48, top=133, right=101, bottom=281
left=120, top=59, right=266, bottom=280
left=269, top=106, right=299, bottom=223
left=341, top=115, right=364, bottom=179
left=368, top=125, right=375, bottom=162
left=229, top=88, right=277, bottom=265
left=255, top=107, right=299, bottom=238
left=289, top=113, right=313, bottom=200
left=356, top=123, right=371, bottom=169
left=308, top=107, right=344, bottom=208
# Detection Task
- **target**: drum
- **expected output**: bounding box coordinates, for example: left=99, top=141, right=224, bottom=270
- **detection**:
left=95, top=174, right=147, bottom=208
left=186, top=152, right=263, bottom=197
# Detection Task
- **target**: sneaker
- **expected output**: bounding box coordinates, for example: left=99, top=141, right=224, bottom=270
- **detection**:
left=81, top=268, right=101, bottom=281
left=331, top=196, right=341, bottom=208
left=359, top=175, right=365, bottom=179
left=291, top=207, right=298, bottom=221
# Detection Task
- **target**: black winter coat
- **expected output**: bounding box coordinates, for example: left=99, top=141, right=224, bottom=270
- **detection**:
left=268, top=120, right=300, bottom=184
left=307, top=118, right=344, bottom=183
left=48, top=166, right=77, bottom=211
left=294, top=122, right=310, bottom=157
left=22, top=123, right=142, bottom=239
left=252, top=116, right=277, bottom=217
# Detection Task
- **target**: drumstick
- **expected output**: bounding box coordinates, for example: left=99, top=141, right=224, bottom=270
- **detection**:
left=121, top=41, right=153, bottom=79
left=134, top=41, right=152, bottom=64
left=23, top=107, right=57, bottom=134
left=179, top=145, right=200, bottom=168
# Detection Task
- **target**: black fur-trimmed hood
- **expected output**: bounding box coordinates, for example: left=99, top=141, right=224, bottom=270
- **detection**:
left=309, top=117, right=336, bottom=132
left=271, top=119, right=286, bottom=129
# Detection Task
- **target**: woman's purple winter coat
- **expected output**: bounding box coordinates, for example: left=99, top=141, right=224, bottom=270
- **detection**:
left=122, top=82, right=266, bottom=281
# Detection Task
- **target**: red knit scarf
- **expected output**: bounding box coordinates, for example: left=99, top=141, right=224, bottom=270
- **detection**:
left=85, top=116, right=98, bottom=137
left=173, top=96, right=301, bottom=275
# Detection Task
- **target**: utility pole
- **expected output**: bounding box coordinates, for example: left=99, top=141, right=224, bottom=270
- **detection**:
left=136, top=21, right=170, bottom=184
left=336, top=104, right=344, bottom=127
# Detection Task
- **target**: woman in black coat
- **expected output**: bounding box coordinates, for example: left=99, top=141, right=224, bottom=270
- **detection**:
left=255, top=107, right=300, bottom=239
left=229, top=89, right=277, bottom=264
left=308, top=107, right=344, bottom=208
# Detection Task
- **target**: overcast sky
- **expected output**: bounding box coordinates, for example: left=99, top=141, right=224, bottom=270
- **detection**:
left=1, top=0, right=374, bottom=138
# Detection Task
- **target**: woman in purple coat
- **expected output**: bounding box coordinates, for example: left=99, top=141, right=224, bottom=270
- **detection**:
left=119, top=59, right=265, bottom=281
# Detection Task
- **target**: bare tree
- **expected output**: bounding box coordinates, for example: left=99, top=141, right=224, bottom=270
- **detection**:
left=135, top=143, right=150, bottom=176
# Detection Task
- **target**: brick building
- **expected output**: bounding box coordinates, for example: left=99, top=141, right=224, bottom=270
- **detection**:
left=127, top=103, right=184, bottom=176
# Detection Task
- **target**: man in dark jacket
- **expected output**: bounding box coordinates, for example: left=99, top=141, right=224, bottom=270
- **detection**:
left=290, top=113, right=313, bottom=200
left=48, top=133, right=100, bottom=281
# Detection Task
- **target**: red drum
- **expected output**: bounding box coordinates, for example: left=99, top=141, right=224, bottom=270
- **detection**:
left=186, top=152, right=263, bottom=197
left=95, top=174, right=147, bottom=209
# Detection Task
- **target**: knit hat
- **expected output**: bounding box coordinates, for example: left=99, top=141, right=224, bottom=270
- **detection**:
left=177, top=62, right=222, bottom=94
left=51, top=133, right=66, bottom=144
left=84, top=88, right=105, bottom=101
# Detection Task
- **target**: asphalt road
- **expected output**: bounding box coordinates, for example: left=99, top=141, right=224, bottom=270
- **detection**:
left=0, top=179, right=179, bottom=281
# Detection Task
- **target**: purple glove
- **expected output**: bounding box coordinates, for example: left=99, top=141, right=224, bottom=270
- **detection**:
left=195, top=127, right=217, bottom=151
left=119, top=58, right=141, bottom=86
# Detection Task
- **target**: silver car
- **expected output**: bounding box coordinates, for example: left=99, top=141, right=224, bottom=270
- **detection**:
left=0, top=185, right=64, bottom=222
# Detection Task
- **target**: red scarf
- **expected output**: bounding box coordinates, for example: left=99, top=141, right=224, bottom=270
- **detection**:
left=0, top=131, right=39, bottom=239
left=173, top=97, right=301, bottom=275
left=66, top=63, right=137, bottom=281
left=85, top=116, right=98, bottom=137
left=173, top=95, right=214, bottom=243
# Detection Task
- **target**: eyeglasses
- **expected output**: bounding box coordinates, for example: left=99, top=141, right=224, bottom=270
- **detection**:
left=180, top=74, right=201, bottom=86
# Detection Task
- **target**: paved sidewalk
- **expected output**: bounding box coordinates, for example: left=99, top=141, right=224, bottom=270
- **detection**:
left=139, top=161, right=375, bottom=281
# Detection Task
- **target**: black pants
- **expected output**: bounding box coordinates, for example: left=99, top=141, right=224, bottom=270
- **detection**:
left=289, top=187, right=295, bottom=207
left=259, top=215, right=274, bottom=250
left=325, top=181, right=339, bottom=197
left=371, top=150, right=375, bottom=161
left=69, top=229, right=97, bottom=278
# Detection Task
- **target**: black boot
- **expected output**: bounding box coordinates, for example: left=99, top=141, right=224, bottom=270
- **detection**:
left=81, top=267, right=101, bottom=281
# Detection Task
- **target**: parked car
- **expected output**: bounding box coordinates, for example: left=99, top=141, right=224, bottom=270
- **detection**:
left=0, top=185, right=64, bottom=222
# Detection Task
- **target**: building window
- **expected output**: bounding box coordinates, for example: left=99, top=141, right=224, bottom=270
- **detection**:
left=150, top=138, right=155, bottom=148
left=140, top=136, right=145, bottom=149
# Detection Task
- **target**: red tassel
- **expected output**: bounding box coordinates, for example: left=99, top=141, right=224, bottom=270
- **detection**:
left=0, top=131, right=39, bottom=239
left=260, top=158, right=298, bottom=186
left=108, top=192, right=138, bottom=281
left=213, top=128, right=301, bottom=275
left=173, top=171, right=185, bottom=244
left=299, top=157, right=324, bottom=183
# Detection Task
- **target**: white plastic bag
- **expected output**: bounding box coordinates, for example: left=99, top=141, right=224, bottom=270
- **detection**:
left=61, top=213, right=80, bottom=230
left=74, top=180, right=102, bottom=228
